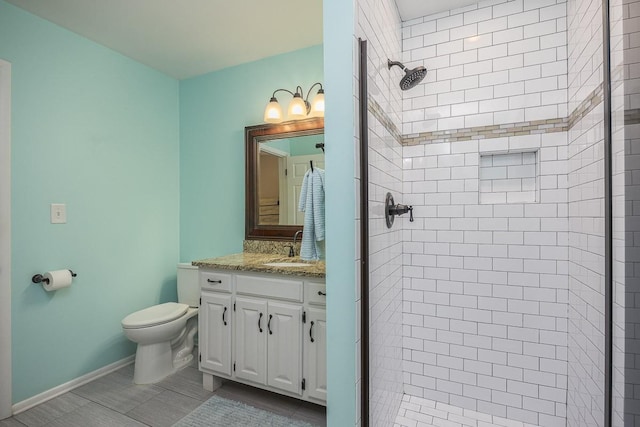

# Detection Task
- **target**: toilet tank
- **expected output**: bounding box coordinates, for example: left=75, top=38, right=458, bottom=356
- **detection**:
left=177, top=263, right=199, bottom=307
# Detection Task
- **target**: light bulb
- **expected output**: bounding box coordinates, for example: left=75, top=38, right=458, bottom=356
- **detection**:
left=287, top=93, right=307, bottom=120
left=264, top=97, right=283, bottom=123
left=309, top=90, right=325, bottom=118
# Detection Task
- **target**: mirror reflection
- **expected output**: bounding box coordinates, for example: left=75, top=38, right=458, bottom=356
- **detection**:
left=258, top=135, right=325, bottom=226
left=245, top=117, right=324, bottom=241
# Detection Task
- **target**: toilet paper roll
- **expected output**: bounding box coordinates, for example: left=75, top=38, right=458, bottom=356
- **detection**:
left=43, top=270, right=73, bottom=291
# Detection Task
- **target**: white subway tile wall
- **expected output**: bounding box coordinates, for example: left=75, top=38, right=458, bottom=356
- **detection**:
left=479, top=151, right=539, bottom=204
left=357, top=0, right=638, bottom=425
left=356, top=0, right=405, bottom=426
left=566, top=0, right=607, bottom=425
left=402, top=131, right=568, bottom=426
left=400, top=1, right=570, bottom=425
left=566, top=103, right=605, bottom=427
left=401, top=0, right=568, bottom=136
left=618, top=0, right=640, bottom=425
left=622, top=125, right=640, bottom=426
left=610, top=0, right=626, bottom=424
left=567, top=0, right=604, bottom=111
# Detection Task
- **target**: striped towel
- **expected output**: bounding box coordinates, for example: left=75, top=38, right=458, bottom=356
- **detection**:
left=298, top=167, right=325, bottom=261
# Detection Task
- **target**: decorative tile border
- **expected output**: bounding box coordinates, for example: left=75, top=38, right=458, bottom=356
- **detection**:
left=566, top=83, right=604, bottom=130
left=626, top=108, right=640, bottom=125
left=367, top=83, right=636, bottom=145
left=367, top=97, right=404, bottom=145
left=402, top=85, right=604, bottom=146
left=366, top=84, right=610, bottom=147
left=402, top=118, right=568, bottom=146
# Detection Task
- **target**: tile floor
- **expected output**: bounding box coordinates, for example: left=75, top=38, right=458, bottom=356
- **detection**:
left=394, top=395, right=540, bottom=427
left=0, top=355, right=325, bottom=427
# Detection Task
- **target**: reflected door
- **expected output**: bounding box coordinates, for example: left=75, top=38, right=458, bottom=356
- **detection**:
left=286, top=154, right=324, bottom=225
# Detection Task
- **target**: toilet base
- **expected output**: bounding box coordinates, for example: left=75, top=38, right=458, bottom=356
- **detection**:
left=132, top=315, right=198, bottom=384
left=133, top=341, right=175, bottom=384
left=171, top=316, right=197, bottom=371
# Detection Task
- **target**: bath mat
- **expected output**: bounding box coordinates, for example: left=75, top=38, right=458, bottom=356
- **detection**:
left=172, top=395, right=315, bottom=427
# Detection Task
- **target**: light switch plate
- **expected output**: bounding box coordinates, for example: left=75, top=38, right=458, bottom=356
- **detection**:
left=50, top=203, right=66, bottom=224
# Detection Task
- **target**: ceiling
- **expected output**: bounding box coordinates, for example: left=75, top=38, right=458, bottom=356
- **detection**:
left=6, top=0, right=475, bottom=80
left=6, top=0, right=324, bottom=80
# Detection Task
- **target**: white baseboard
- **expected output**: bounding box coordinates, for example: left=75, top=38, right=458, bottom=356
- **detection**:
left=12, top=355, right=135, bottom=415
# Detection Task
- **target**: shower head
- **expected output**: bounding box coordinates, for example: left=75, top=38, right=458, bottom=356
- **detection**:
left=387, top=59, right=427, bottom=91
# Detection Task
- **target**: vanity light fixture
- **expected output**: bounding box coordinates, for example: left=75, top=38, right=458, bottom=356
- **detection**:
left=263, top=83, right=325, bottom=123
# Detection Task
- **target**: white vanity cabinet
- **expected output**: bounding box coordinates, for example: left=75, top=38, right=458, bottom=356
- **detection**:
left=198, top=268, right=326, bottom=405
left=304, top=281, right=327, bottom=401
left=265, top=300, right=303, bottom=394
left=198, top=271, right=233, bottom=376
left=305, top=308, right=327, bottom=401
left=233, top=296, right=267, bottom=385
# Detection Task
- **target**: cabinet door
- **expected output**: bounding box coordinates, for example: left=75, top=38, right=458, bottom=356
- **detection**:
left=234, top=296, right=267, bottom=385
left=305, top=308, right=327, bottom=402
left=267, top=302, right=303, bottom=395
left=199, top=292, right=232, bottom=376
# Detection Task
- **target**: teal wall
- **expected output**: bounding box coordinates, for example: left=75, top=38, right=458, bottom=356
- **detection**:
left=323, top=0, right=357, bottom=425
left=0, top=1, right=180, bottom=402
left=262, top=138, right=293, bottom=154
left=179, top=45, right=323, bottom=261
left=288, top=135, right=324, bottom=157
left=0, top=2, right=357, bottom=420
left=263, top=135, right=323, bottom=156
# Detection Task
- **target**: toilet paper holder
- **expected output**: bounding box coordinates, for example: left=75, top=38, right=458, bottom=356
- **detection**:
left=32, top=270, right=77, bottom=285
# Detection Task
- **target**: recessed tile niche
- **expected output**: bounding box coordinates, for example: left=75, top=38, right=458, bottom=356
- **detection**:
left=479, top=151, right=538, bottom=204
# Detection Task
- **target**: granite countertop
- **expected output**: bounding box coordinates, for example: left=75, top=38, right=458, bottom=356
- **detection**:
left=192, top=253, right=326, bottom=279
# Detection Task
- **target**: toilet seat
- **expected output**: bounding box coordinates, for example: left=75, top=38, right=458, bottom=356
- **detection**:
left=122, top=302, right=188, bottom=329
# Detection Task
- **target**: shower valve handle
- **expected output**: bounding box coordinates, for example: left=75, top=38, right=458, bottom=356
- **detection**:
left=385, top=192, right=415, bottom=228
left=388, top=204, right=414, bottom=222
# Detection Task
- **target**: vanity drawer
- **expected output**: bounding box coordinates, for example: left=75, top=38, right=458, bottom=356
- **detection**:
left=305, top=282, right=326, bottom=306
left=200, top=271, right=232, bottom=293
left=236, top=274, right=303, bottom=302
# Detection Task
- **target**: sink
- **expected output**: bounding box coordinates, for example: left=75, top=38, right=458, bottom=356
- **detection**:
left=263, top=262, right=309, bottom=267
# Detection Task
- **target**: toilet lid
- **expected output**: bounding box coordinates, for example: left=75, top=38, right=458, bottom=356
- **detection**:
left=122, top=302, right=189, bottom=328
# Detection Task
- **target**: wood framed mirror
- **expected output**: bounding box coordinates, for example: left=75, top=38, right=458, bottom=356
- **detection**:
left=245, top=117, right=324, bottom=240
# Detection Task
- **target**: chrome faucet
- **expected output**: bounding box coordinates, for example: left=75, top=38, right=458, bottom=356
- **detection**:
left=289, top=230, right=303, bottom=257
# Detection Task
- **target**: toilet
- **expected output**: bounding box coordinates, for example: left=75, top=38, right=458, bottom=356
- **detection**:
left=122, top=263, right=199, bottom=384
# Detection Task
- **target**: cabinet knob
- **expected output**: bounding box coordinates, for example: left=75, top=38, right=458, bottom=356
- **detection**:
left=207, top=279, right=222, bottom=284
